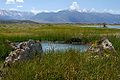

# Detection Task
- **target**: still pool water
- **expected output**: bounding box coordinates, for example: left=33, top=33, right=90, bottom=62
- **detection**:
left=41, top=42, right=89, bottom=52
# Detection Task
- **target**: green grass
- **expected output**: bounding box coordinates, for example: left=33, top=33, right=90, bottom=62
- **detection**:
left=2, top=50, right=120, bottom=80
left=0, top=24, right=119, bottom=59
left=0, top=24, right=120, bottom=80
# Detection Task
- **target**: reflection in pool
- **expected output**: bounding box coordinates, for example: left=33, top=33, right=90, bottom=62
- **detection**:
left=41, top=42, right=89, bottom=52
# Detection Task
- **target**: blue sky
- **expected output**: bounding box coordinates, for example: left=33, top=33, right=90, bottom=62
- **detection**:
left=0, top=0, right=120, bottom=14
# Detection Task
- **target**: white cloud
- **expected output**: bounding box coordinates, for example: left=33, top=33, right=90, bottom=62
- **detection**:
left=16, top=0, right=24, bottom=3
left=6, top=0, right=15, bottom=4
left=6, top=0, right=24, bottom=4
left=69, top=2, right=80, bottom=11
left=17, top=5, right=23, bottom=8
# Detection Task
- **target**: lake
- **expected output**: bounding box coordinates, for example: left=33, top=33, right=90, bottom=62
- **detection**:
left=97, top=25, right=120, bottom=29
left=41, top=42, right=89, bottom=52
left=107, top=26, right=120, bottom=29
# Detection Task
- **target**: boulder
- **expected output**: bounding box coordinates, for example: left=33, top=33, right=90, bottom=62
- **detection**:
left=87, top=37, right=116, bottom=55
left=3, top=40, right=43, bottom=67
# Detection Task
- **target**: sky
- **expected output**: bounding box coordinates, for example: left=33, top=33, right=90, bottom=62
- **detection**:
left=0, top=0, right=120, bottom=14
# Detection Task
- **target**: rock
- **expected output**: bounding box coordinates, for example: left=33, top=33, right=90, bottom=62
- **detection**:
left=3, top=40, right=43, bottom=67
left=87, top=37, right=116, bottom=55
left=65, top=37, right=82, bottom=44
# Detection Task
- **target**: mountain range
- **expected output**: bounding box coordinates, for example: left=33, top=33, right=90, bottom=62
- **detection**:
left=0, top=9, right=120, bottom=24
left=0, top=9, right=34, bottom=20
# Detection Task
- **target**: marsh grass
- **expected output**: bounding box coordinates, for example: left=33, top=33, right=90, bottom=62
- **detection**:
left=0, top=24, right=120, bottom=80
left=2, top=50, right=120, bottom=80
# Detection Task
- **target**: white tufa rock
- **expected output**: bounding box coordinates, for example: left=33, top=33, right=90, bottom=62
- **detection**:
left=87, top=37, right=116, bottom=55
left=4, top=40, right=43, bottom=67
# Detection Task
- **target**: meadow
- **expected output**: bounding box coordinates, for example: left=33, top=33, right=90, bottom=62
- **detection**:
left=0, top=24, right=120, bottom=80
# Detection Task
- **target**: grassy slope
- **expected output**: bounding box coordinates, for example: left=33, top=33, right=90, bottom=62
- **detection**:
left=0, top=24, right=120, bottom=80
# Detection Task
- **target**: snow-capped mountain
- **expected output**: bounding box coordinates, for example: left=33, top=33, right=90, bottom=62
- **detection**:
left=0, top=9, right=120, bottom=24
left=0, top=9, right=34, bottom=20
left=31, top=1, right=120, bottom=24
left=32, top=10, right=120, bottom=24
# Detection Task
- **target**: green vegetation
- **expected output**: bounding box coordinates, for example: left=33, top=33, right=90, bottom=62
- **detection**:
left=0, top=24, right=120, bottom=80
left=3, top=51, right=120, bottom=80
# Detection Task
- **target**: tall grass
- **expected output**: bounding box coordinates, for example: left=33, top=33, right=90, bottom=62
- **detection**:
left=0, top=24, right=120, bottom=80
left=2, top=50, right=120, bottom=80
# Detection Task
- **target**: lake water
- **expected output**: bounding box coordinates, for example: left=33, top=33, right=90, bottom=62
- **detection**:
left=97, top=26, right=120, bottom=29
left=107, top=26, right=120, bottom=29
left=41, top=42, right=89, bottom=52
